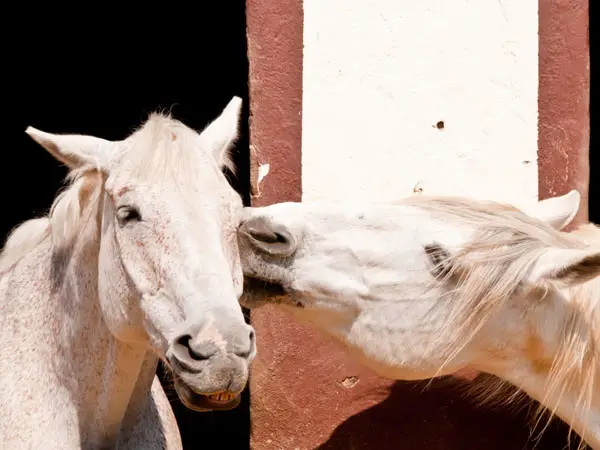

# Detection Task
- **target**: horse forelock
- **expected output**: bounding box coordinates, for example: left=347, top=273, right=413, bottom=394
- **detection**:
left=119, top=112, right=235, bottom=188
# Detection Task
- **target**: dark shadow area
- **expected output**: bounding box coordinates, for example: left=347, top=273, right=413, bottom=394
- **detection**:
left=319, top=378, right=580, bottom=450
left=2, top=5, right=251, bottom=449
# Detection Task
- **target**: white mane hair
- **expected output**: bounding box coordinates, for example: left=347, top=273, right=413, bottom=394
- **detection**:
left=0, top=167, right=101, bottom=274
left=124, top=112, right=237, bottom=186
left=0, top=217, right=51, bottom=272
left=403, top=196, right=599, bottom=444
left=0, top=112, right=236, bottom=274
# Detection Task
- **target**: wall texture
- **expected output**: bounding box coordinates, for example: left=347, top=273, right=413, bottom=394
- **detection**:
left=246, top=0, right=589, bottom=448
left=302, top=0, right=539, bottom=208
left=538, top=0, right=590, bottom=225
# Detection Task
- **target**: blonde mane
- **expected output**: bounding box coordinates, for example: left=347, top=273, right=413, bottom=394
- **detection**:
left=403, top=196, right=599, bottom=445
left=0, top=113, right=234, bottom=275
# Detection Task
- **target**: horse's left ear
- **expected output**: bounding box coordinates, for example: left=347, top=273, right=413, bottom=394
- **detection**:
left=197, top=96, right=242, bottom=170
left=524, top=190, right=580, bottom=230
left=527, top=247, right=600, bottom=287
left=25, top=127, right=112, bottom=171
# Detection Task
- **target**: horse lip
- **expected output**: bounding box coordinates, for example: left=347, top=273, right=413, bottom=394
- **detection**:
left=168, top=355, right=203, bottom=374
left=243, top=277, right=287, bottom=296
left=174, top=379, right=241, bottom=412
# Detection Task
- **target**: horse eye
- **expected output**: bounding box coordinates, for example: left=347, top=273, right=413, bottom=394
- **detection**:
left=116, top=206, right=142, bottom=225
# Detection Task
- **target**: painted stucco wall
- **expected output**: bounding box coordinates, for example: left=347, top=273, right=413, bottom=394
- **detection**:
left=302, top=0, right=540, bottom=208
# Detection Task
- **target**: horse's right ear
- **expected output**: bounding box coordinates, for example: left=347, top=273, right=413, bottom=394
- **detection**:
left=524, top=190, right=580, bottom=230
left=197, top=96, right=242, bottom=171
left=25, top=127, right=112, bottom=171
left=527, top=247, right=600, bottom=288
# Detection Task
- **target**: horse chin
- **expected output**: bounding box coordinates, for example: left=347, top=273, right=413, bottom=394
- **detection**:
left=174, top=378, right=241, bottom=412
left=240, top=277, right=287, bottom=309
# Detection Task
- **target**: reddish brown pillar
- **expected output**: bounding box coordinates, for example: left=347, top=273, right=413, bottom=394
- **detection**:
left=246, top=0, right=590, bottom=448
left=538, top=0, right=590, bottom=227
left=246, top=0, right=303, bottom=206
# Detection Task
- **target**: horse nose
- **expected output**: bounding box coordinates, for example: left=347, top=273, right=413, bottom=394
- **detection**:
left=172, top=334, right=216, bottom=362
left=244, top=326, right=256, bottom=359
left=172, top=324, right=256, bottom=366
left=238, top=216, right=297, bottom=257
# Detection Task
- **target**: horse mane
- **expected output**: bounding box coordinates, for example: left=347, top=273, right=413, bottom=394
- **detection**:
left=402, top=195, right=599, bottom=446
left=0, top=167, right=103, bottom=274
left=0, top=217, right=51, bottom=272
left=1, top=113, right=235, bottom=274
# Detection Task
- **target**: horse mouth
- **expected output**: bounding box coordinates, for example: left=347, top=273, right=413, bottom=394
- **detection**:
left=241, top=277, right=287, bottom=308
left=174, top=378, right=241, bottom=412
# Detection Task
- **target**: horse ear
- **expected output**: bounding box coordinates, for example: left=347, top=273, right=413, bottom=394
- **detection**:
left=527, top=247, right=600, bottom=287
left=197, top=96, right=242, bottom=170
left=523, top=190, right=580, bottom=230
left=25, top=127, right=111, bottom=170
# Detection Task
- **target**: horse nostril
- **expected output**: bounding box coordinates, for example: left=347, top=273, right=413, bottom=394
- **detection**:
left=176, top=334, right=192, bottom=348
left=174, top=334, right=211, bottom=361
left=249, top=228, right=284, bottom=244
left=241, top=217, right=297, bottom=257
left=249, top=329, right=255, bottom=343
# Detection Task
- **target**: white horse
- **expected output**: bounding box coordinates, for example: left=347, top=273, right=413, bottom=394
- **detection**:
left=238, top=191, right=600, bottom=449
left=0, top=97, right=256, bottom=449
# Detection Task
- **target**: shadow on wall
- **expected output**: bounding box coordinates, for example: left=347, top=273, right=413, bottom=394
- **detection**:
left=318, top=378, right=580, bottom=450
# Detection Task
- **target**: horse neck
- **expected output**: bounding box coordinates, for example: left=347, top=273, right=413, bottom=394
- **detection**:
left=502, top=366, right=600, bottom=449
left=495, top=281, right=600, bottom=448
left=38, top=211, right=156, bottom=446
left=70, top=221, right=161, bottom=447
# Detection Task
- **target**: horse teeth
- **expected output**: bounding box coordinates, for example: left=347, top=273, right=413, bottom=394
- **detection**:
left=208, top=392, right=234, bottom=402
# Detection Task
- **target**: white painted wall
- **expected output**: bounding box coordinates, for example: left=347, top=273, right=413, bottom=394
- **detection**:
left=302, top=0, right=539, bottom=209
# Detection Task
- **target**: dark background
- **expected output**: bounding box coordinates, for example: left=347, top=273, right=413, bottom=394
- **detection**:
left=1, top=4, right=252, bottom=449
